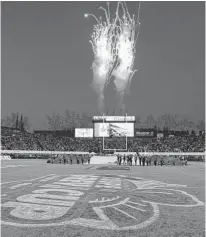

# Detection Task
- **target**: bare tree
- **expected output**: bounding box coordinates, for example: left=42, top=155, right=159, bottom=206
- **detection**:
left=1, top=116, right=13, bottom=127
left=86, top=115, right=93, bottom=128
left=177, top=119, right=184, bottom=131
left=135, top=116, right=141, bottom=128
left=1, top=113, right=31, bottom=130
left=197, top=120, right=205, bottom=131
left=46, top=113, right=62, bottom=131
left=70, top=111, right=78, bottom=129
left=182, top=118, right=193, bottom=131
left=75, top=112, right=81, bottom=128
left=177, top=117, right=191, bottom=131
left=158, top=114, right=178, bottom=130
left=187, top=119, right=195, bottom=131
left=157, top=114, right=169, bottom=130
left=156, top=115, right=164, bottom=131
left=145, top=114, right=156, bottom=128
left=22, top=116, right=31, bottom=131
left=1, top=113, right=18, bottom=128
left=166, top=114, right=178, bottom=130
left=64, top=110, right=72, bottom=129
left=64, top=110, right=81, bottom=129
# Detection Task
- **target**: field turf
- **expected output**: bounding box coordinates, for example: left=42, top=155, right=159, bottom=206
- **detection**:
left=1, top=159, right=205, bottom=237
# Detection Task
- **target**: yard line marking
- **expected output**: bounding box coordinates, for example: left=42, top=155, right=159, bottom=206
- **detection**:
left=122, top=203, right=146, bottom=212
left=1, top=166, right=15, bottom=168
left=112, top=206, right=137, bottom=220
left=1, top=165, right=28, bottom=168
left=127, top=201, right=147, bottom=206
left=85, top=166, right=95, bottom=170
left=100, top=189, right=118, bottom=192
left=39, top=175, right=60, bottom=182
left=139, top=191, right=173, bottom=195
left=1, top=194, right=7, bottom=197
left=39, top=184, right=89, bottom=190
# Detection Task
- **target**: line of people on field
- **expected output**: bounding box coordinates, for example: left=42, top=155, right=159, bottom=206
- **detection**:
left=116, top=154, right=188, bottom=166
left=49, top=154, right=91, bottom=165
left=117, top=154, right=138, bottom=166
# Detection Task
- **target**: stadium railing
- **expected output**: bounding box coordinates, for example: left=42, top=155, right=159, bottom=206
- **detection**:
left=1, top=150, right=205, bottom=157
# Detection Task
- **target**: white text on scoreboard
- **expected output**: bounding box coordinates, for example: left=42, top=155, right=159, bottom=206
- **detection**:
left=93, top=116, right=135, bottom=122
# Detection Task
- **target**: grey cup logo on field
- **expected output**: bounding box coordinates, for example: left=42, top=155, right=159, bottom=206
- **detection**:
left=1, top=174, right=204, bottom=230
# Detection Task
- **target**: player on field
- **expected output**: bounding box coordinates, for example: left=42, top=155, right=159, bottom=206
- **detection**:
left=160, top=157, right=164, bottom=166
left=130, top=155, right=133, bottom=166
left=181, top=156, right=185, bottom=166
left=154, top=156, right=157, bottom=166
left=128, top=155, right=131, bottom=166
left=134, top=153, right=137, bottom=165
left=123, top=154, right=126, bottom=165
left=117, top=154, right=120, bottom=165
left=127, top=155, right=130, bottom=166
left=63, top=155, right=66, bottom=165
left=142, top=155, right=146, bottom=166
left=88, top=155, right=91, bottom=164
left=139, top=154, right=142, bottom=166
left=146, top=156, right=149, bottom=166
left=119, top=155, right=122, bottom=165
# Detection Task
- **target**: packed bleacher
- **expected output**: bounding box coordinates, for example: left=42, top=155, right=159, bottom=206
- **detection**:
left=1, top=128, right=42, bottom=151
left=1, top=127, right=205, bottom=153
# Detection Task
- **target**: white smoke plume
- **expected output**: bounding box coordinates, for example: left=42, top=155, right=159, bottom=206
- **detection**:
left=85, top=2, right=140, bottom=115
left=84, top=3, right=117, bottom=114
left=113, top=2, right=140, bottom=113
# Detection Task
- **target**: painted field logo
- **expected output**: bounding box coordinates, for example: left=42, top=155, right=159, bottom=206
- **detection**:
left=1, top=174, right=204, bottom=230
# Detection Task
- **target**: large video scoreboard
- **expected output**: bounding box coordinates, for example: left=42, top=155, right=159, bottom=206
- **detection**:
left=92, top=116, right=136, bottom=137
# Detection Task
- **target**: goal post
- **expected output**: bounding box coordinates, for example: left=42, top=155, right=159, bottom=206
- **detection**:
left=102, top=135, right=128, bottom=151
left=102, top=113, right=128, bottom=151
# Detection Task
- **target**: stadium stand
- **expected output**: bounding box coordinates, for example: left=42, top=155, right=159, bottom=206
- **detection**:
left=1, top=126, right=205, bottom=153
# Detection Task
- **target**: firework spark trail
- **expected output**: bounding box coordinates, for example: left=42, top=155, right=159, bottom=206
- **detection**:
left=85, top=3, right=118, bottom=114
left=113, top=2, right=141, bottom=114
left=85, top=2, right=140, bottom=114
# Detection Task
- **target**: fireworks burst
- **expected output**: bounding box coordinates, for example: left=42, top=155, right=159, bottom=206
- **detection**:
left=85, top=2, right=140, bottom=115
left=113, top=2, right=140, bottom=114
left=113, top=2, right=140, bottom=91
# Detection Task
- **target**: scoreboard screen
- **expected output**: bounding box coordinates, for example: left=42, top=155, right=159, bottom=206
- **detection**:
left=94, top=123, right=134, bottom=137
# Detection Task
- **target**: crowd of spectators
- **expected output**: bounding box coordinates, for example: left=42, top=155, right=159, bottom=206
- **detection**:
left=1, top=128, right=41, bottom=151
left=1, top=127, right=205, bottom=153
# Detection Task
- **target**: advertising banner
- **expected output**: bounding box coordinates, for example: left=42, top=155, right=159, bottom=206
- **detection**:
left=75, top=128, right=93, bottom=138
left=135, top=129, right=155, bottom=138
left=157, top=133, right=164, bottom=138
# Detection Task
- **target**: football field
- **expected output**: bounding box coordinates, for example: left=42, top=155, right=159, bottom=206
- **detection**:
left=1, top=159, right=205, bottom=237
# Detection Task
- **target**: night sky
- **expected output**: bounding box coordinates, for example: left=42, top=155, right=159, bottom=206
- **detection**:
left=1, top=1, right=205, bottom=130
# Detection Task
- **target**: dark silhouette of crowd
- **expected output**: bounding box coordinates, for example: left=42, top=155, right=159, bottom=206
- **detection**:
left=1, top=127, right=205, bottom=154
